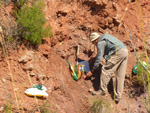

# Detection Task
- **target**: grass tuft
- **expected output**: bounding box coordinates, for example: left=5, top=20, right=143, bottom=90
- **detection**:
left=90, top=98, right=113, bottom=113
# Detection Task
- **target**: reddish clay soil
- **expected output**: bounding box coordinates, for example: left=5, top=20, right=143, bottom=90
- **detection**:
left=0, top=0, right=150, bottom=113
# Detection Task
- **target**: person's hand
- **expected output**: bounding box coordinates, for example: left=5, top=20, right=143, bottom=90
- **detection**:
left=86, top=71, right=93, bottom=78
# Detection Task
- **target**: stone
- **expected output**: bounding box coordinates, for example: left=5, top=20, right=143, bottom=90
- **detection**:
left=95, top=0, right=108, bottom=5
left=38, top=44, right=51, bottom=57
left=37, top=74, right=46, bottom=80
left=113, top=2, right=121, bottom=11
left=113, top=14, right=121, bottom=23
left=0, top=107, right=4, bottom=112
left=18, top=51, right=34, bottom=63
left=107, top=17, right=113, bottom=24
left=29, top=72, right=36, bottom=77
left=1, top=78, right=6, bottom=83
left=0, top=26, right=2, bottom=32
left=23, top=63, right=34, bottom=71
left=34, top=111, right=40, bottom=113
left=101, top=0, right=108, bottom=5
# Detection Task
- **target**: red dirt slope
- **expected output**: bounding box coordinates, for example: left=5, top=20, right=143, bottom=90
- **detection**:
left=0, top=0, right=150, bottom=112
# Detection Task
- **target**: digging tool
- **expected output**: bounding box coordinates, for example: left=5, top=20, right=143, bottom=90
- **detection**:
left=76, top=45, right=79, bottom=65
left=76, top=45, right=88, bottom=79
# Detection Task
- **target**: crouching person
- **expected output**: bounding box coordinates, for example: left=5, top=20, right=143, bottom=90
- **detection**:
left=86, top=32, right=128, bottom=104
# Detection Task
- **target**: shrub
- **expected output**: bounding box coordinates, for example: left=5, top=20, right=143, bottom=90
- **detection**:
left=90, top=98, right=113, bottom=113
left=133, top=57, right=150, bottom=112
left=15, top=0, right=52, bottom=46
left=40, top=102, right=52, bottom=113
left=13, top=0, right=27, bottom=9
left=143, top=98, right=150, bottom=113
left=0, top=0, right=11, bottom=6
left=134, top=61, right=149, bottom=86
left=0, top=1, right=21, bottom=49
left=31, top=102, right=57, bottom=113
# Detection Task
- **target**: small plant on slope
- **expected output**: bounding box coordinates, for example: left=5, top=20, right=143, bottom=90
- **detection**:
left=90, top=98, right=113, bottom=113
left=133, top=55, right=150, bottom=112
left=13, top=0, right=27, bottom=9
left=4, top=100, right=12, bottom=113
left=15, top=0, right=52, bottom=46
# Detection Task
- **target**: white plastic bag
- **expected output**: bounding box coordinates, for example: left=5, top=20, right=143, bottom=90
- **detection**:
left=25, top=85, right=48, bottom=97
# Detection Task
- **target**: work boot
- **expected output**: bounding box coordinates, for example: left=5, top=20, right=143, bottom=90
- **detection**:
left=115, top=98, right=120, bottom=104
left=92, top=90, right=106, bottom=96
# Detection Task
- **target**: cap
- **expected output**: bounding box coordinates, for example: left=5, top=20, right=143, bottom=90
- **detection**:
left=89, top=32, right=100, bottom=42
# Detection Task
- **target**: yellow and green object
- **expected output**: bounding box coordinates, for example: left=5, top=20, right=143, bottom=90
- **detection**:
left=67, top=59, right=84, bottom=81
left=132, top=61, right=147, bottom=75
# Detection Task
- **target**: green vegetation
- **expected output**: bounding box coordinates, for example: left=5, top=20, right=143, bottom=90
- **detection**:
left=144, top=98, right=150, bottom=113
left=132, top=56, right=150, bottom=112
left=13, top=0, right=27, bottom=9
left=4, top=100, right=12, bottom=113
left=0, top=0, right=54, bottom=112
left=90, top=98, right=113, bottom=113
left=7, top=36, right=14, bottom=42
left=137, top=61, right=150, bottom=112
left=40, top=102, right=53, bottom=113
left=137, top=0, right=150, bottom=112
left=15, top=0, right=52, bottom=46
left=31, top=102, right=57, bottom=113
left=0, top=0, right=11, bottom=6
left=133, top=61, right=149, bottom=86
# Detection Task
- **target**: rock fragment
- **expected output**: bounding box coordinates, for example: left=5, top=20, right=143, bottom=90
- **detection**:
left=22, top=63, right=34, bottom=71
left=18, top=51, right=34, bottom=63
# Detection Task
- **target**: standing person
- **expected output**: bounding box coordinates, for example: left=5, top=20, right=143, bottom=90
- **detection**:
left=86, top=32, right=128, bottom=103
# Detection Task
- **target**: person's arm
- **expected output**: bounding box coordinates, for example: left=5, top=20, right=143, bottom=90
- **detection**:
left=92, top=40, right=106, bottom=70
left=86, top=41, right=106, bottom=78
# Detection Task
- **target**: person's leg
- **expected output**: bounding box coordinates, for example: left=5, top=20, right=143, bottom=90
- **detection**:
left=100, top=47, right=128, bottom=97
left=100, top=56, right=118, bottom=92
left=114, top=48, right=128, bottom=100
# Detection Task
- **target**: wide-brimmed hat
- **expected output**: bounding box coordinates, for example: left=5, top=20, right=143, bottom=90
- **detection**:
left=89, top=32, right=100, bottom=42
